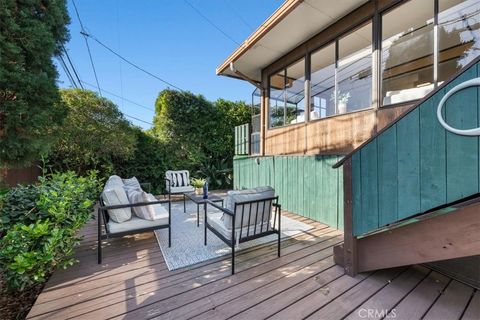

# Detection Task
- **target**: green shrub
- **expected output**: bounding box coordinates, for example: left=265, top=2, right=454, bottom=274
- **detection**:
left=0, top=171, right=101, bottom=290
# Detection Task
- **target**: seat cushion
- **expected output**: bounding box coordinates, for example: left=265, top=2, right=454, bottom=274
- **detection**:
left=102, top=186, right=131, bottom=223
left=129, top=190, right=168, bottom=221
left=107, top=215, right=168, bottom=234
left=170, top=185, right=195, bottom=194
left=223, top=186, right=275, bottom=230
left=208, top=212, right=272, bottom=241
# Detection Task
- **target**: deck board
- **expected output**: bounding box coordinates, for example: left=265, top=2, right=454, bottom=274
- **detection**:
left=27, top=210, right=476, bottom=320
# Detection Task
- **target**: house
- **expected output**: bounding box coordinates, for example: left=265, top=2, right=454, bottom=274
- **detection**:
left=218, top=0, right=480, bottom=288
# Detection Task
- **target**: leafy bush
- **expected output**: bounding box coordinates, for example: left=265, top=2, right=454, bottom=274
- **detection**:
left=0, top=171, right=101, bottom=290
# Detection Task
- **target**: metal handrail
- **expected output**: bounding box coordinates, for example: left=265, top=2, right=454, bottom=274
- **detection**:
left=437, top=77, right=480, bottom=136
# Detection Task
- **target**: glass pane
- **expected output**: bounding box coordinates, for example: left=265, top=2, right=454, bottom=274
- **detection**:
left=338, top=22, right=373, bottom=113
left=286, top=59, right=305, bottom=124
left=382, top=0, right=434, bottom=105
left=438, top=0, right=480, bottom=84
left=269, top=71, right=285, bottom=128
left=310, top=43, right=335, bottom=119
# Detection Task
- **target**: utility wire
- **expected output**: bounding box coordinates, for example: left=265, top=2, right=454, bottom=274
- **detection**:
left=84, top=33, right=185, bottom=92
left=72, top=0, right=102, bottom=96
left=61, top=44, right=84, bottom=89
left=224, top=0, right=254, bottom=31
left=57, top=55, right=77, bottom=88
left=80, top=80, right=155, bottom=112
left=184, top=0, right=240, bottom=45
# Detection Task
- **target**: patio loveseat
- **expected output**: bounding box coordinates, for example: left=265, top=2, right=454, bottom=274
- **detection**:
left=204, top=186, right=281, bottom=274
left=98, top=175, right=171, bottom=263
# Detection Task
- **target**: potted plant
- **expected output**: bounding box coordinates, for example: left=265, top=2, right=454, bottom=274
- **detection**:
left=330, top=90, right=350, bottom=114
left=191, top=178, right=206, bottom=195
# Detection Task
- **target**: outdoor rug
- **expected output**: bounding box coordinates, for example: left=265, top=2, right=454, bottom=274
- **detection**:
left=155, top=200, right=313, bottom=270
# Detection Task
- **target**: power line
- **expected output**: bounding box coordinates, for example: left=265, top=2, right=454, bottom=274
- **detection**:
left=84, top=33, right=185, bottom=92
left=184, top=0, right=241, bottom=45
left=123, top=114, right=153, bottom=125
left=80, top=80, right=155, bottom=112
left=72, top=0, right=102, bottom=96
left=57, top=55, right=77, bottom=88
left=61, top=44, right=84, bottom=89
left=224, top=0, right=254, bottom=31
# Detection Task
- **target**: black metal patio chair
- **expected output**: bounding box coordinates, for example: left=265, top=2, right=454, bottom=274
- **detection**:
left=204, top=196, right=281, bottom=274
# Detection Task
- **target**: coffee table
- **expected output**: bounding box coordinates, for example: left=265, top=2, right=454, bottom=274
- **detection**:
left=183, top=193, right=224, bottom=227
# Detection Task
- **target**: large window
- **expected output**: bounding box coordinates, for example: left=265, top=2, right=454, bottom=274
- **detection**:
left=310, top=44, right=335, bottom=119
left=438, top=0, right=480, bottom=84
left=266, top=0, right=480, bottom=129
left=309, top=23, right=372, bottom=120
left=382, top=0, right=435, bottom=105
left=338, top=22, right=373, bottom=113
left=268, top=58, right=305, bottom=128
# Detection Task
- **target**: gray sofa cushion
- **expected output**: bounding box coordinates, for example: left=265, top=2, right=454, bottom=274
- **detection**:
left=107, top=215, right=168, bottom=234
left=128, top=189, right=168, bottom=220
left=222, top=186, right=275, bottom=230
left=102, top=186, right=131, bottom=223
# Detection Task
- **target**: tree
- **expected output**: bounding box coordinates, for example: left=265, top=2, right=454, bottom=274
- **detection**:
left=47, top=89, right=137, bottom=175
left=151, top=89, right=251, bottom=188
left=0, top=0, right=70, bottom=167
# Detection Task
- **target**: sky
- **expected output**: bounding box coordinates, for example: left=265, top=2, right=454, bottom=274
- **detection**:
left=57, top=0, right=282, bottom=129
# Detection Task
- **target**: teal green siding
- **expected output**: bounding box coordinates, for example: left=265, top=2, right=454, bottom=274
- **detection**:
left=351, top=61, right=480, bottom=236
left=233, top=155, right=344, bottom=229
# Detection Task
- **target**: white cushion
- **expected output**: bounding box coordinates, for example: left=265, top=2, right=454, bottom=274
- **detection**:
left=129, top=190, right=168, bottom=220
left=104, top=175, right=124, bottom=190
left=169, top=185, right=195, bottom=194
left=122, top=177, right=141, bottom=189
left=223, top=186, right=275, bottom=230
left=208, top=211, right=271, bottom=240
left=107, top=216, right=168, bottom=234
left=102, top=186, right=131, bottom=223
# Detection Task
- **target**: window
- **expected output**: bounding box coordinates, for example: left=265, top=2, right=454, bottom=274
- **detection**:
left=382, top=0, right=435, bottom=105
left=438, top=0, right=480, bottom=84
left=338, top=22, right=373, bottom=113
left=269, top=71, right=286, bottom=128
left=268, top=58, right=305, bottom=128
left=310, top=43, right=335, bottom=119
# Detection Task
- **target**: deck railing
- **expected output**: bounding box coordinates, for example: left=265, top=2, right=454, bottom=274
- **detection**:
left=234, top=123, right=250, bottom=155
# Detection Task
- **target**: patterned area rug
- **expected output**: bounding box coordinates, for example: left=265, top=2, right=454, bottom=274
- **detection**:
left=155, top=200, right=313, bottom=271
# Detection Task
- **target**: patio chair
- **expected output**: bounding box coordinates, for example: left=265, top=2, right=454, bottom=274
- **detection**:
left=165, top=170, right=195, bottom=195
left=165, top=170, right=195, bottom=211
left=98, top=176, right=171, bottom=264
left=204, top=186, right=281, bottom=274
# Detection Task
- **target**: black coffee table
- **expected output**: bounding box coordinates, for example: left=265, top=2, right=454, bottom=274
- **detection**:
left=183, top=193, right=224, bottom=227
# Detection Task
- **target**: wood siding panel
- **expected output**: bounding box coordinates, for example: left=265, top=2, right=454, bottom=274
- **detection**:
left=445, top=67, right=479, bottom=202
left=233, top=155, right=343, bottom=228
left=397, top=109, right=421, bottom=219
left=351, top=153, right=363, bottom=236
left=377, top=126, right=398, bottom=226
left=359, top=141, right=379, bottom=234
left=419, top=94, right=447, bottom=212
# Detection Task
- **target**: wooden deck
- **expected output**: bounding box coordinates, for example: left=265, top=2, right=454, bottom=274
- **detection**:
left=27, top=211, right=479, bottom=320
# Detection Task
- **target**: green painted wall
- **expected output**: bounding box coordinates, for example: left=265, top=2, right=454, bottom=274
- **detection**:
left=233, top=155, right=344, bottom=229
left=351, top=61, right=480, bottom=236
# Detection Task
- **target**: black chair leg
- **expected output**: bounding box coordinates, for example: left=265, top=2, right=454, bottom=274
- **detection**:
left=231, top=242, right=235, bottom=275
left=277, top=232, right=281, bottom=257
left=168, top=225, right=171, bottom=247
left=203, top=203, right=207, bottom=246
left=98, top=208, right=102, bottom=264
